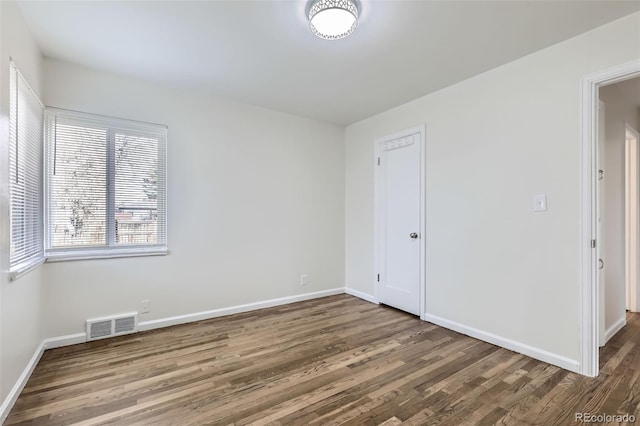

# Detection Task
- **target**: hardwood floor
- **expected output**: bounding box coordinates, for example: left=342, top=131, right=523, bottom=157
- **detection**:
left=5, top=294, right=640, bottom=425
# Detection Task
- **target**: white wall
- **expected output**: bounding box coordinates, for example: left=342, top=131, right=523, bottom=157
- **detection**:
left=600, top=80, right=640, bottom=337
left=0, top=0, right=45, bottom=405
left=40, top=59, right=345, bottom=338
left=1, top=7, right=638, bottom=413
left=345, top=12, right=640, bottom=364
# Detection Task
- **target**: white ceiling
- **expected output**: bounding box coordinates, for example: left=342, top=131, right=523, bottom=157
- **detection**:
left=18, top=1, right=640, bottom=125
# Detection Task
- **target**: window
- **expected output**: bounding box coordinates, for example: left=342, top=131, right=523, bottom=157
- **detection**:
left=8, top=63, right=44, bottom=279
left=44, top=109, right=167, bottom=260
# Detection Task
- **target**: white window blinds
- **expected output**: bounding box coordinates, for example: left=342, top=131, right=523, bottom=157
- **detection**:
left=44, top=108, right=167, bottom=260
left=9, top=63, right=44, bottom=278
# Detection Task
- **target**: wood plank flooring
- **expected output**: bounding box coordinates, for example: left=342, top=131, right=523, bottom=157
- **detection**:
left=5, top=294, right=640, bottom=425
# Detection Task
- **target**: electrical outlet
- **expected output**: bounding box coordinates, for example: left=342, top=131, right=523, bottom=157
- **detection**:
left=532, top=194, right=547, bottom=212
left=140, top=299, right=150, bottom=314
left=300, top=274, right=308, bottom=286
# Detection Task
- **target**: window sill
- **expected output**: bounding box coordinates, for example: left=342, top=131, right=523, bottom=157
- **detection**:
left=10, top=257, right=45, bottom=281
left=45, top=247, right=168, bottom=262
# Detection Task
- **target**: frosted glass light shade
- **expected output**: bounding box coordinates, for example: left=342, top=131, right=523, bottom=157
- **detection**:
left=309, top=0, right=358, bottom=40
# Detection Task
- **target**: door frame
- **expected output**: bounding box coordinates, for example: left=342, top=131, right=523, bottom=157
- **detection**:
left=626, top=123, right=640, bottom=312
left=374, top=125, right=426, bottom=318
left=580, top=59, right=640, bottom=377
left=597, top=100, right=606, bottom=348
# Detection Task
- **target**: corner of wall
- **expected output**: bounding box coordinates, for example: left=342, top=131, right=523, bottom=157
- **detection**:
left=0, top=0, right=46, bottom=416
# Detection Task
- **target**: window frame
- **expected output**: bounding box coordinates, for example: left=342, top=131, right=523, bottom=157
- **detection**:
left=44, top=108, right=168, bottom=261
left=8, top=62, right=45, bottom=280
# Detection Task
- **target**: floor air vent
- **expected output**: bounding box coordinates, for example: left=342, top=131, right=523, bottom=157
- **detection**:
left=87, top=313, right=138, bottom=341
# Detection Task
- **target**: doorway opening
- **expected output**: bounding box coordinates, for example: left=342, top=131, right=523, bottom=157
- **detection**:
left=581, top=59, right=640, bottom=377
left=597, top=77, right=640, bottom=349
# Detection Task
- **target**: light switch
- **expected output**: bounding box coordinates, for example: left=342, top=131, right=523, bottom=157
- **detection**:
left=533, top=194, right=547, bottom=212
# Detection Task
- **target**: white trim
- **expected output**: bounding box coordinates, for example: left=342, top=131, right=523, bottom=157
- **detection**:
left=345, top=287, right=379, bottom=304
left=137, top=288, right=344, bottom=331
left=373, top=138, right=381, bottom=304
left=580, top=59, right=640, bottom=377
left=43, top=332, right=87, bottom=349
left=45, top=247, right=168, bottom=262
left=423, top=313, right=580, bottom=373
left=597, top=100, right=606, bottom=348
left=0, top=341, right=45, bottom=424
left=45, top=107, right=167, bottom=131
left=374, top=125, right=426, bottom=317
left=626, top=123, right=640, bottom=313
left=604, top=317, right=627, bottom=344
left=9, top=257, right=45, bottom=281
left=9, top=60, right=44, bottom=107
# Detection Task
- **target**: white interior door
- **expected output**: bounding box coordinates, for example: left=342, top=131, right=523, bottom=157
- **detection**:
left=598, top=100, right=606, bottom=347
left=626, top=124, right=640, bottom=312
left=376, top=129, right=424, bottom=316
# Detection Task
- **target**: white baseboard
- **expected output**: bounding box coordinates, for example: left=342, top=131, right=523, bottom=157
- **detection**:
left=422, top=312, right=580, bottom=373
left=137, top=288, right=344, bottom=332
left=604, top=317, right=626, bottom=344
left=0, top=341, right=45, bottom=425
left=344, top=287, right=379, bottom=304
left=41, top=290, right=345, bottom=340
left=43, top=332, right=87, bottom=349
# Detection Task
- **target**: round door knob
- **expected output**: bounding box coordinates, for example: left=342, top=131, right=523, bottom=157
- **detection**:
left=410, top=232, right=418, bottom=239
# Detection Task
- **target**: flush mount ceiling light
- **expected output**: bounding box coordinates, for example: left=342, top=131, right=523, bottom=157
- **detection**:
left=308, top=0, right=359, bottom=40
